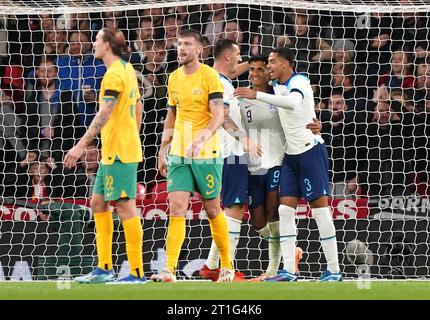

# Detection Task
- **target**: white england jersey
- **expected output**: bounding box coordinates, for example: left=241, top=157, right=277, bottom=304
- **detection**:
left=273, top=73, right=324, bottom=155
left=218, top=75, right=245, bottom=158
left=239, top=97, right=285, bottom=171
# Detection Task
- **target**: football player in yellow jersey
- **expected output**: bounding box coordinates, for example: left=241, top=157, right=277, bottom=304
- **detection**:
left=151, top=29, right=234, bottom=282
left=64, top=28, right=146, bottom=284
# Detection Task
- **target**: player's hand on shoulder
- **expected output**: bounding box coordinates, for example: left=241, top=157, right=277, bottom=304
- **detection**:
left=234, top=87, right=257, bottom=99
left=306, top=118, right=322, bottom=135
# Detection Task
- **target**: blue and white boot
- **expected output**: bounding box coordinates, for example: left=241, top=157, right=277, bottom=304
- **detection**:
left=75, top=267, right=116, bottom=284
left=107, top=274, right=147, bottom=285
left=265, top=270, right=298, bottom=282
left=317, top=271, right=343, bottom=282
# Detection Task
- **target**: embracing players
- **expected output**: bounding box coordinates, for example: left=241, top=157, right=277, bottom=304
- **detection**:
left=235, top=47, right=342, bottom=282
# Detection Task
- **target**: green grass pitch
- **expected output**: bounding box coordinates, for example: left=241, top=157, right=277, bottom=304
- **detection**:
left=1, top=280, right=430, bottom=300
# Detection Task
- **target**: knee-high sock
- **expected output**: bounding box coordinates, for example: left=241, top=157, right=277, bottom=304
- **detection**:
left=94, top=211, right=114, bottom=271
left=205, top=215, right=241, bottom=269
left=166, top=216, right=186, bottom=273
left=205, top=239, right=221, bottom=270
left=278, top=205, right=297, bottom=274
left=208, top=212, right=232, bottom=269
left=267, top=221, right=282, bottom=276
left=312, top=207, right=340, bottom=273
left=122, top=216, right=144, bottom=278
left=226, top=216, right=241, bottom=267
left=256, top=224, right=277, bottom=275
left=256, top=224, right=270, bottom=239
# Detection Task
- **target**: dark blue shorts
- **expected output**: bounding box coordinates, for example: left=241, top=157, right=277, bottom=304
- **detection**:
left=248, top=166, right=281, bottom=209
left=279, top=143, right=330, bottom=202
left=221, top=155, right=249, bottom=207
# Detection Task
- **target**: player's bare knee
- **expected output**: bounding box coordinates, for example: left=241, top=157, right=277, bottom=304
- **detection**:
left=279, top=196, right=299, bottom=209
left=225, top=204, right=244, bottom=220
left=90, top=194, right=108, bottom=213
left=252, top=220, right=266, bottom=231
left=265, top=205, right=279, bottom=222
left=203, top=205, right=220, bottom=219
left=250, top=207, right=266, bottom=229
left=202, top=197, right=222, bottom=218
left=116, top=198, right=138, bottom=221
left=169, top=199, right=187, bottom=216
left=309, top=195, right=328, bottom=208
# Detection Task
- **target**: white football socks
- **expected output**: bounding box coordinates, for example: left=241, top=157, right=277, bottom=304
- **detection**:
left=205, top=239, right=220, bottom=270
left=267, top=221, right=281, bottom=276
left=312, top=207, right=340, bottom=273
left=256, top=224, right=270, bottom=239
left=278, top=205, right=297, bottom=274
left=226, top=216, right=242, bottom=265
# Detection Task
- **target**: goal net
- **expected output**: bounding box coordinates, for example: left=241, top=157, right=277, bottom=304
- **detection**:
left=0, top=0, right=429, bottom=281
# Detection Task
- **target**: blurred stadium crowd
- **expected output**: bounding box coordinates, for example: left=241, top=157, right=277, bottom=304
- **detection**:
left=0, top=4, right=429, bottom=202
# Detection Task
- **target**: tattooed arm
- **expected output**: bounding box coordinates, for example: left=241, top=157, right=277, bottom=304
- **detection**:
left=222, top=106, right=246, bottom=139
left=222, top=107, right=262, bottom=157
left=64, top=97, right=117, bottom=168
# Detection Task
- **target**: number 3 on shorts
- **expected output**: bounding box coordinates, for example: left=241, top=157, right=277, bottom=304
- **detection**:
left=206, top=174, right=214, bottom=189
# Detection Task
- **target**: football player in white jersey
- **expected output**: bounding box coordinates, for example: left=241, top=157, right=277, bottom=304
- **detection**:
left=202, top=49, right=319, bottom=281
left=235, top=47, right=342, bottom=282
left=241, top=55, right=310, bottom=280
left=200, top=39, right=261, bottom=282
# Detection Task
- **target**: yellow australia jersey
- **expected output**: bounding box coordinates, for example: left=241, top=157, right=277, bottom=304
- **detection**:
left=168, top=64, right=224, bottom=159
left=99, top=59, right=142, bottom=165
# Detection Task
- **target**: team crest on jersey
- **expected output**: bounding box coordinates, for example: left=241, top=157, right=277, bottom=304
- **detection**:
left=268, top=104, right=278, bottom=114
left=192, top=88, right=202, bottom=95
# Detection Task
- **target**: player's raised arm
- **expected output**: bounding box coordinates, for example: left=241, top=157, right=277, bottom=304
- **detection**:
left=64, top=95, right=117, bottom=168
left=230, top=61, right=249, bottom=79
left=234, top=86, right=302, bottom=110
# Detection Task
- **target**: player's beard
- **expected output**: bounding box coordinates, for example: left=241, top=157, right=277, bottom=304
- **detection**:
left=180, top=53, right=196, bottom=66
left=331, top=111, right=344, bottom=122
